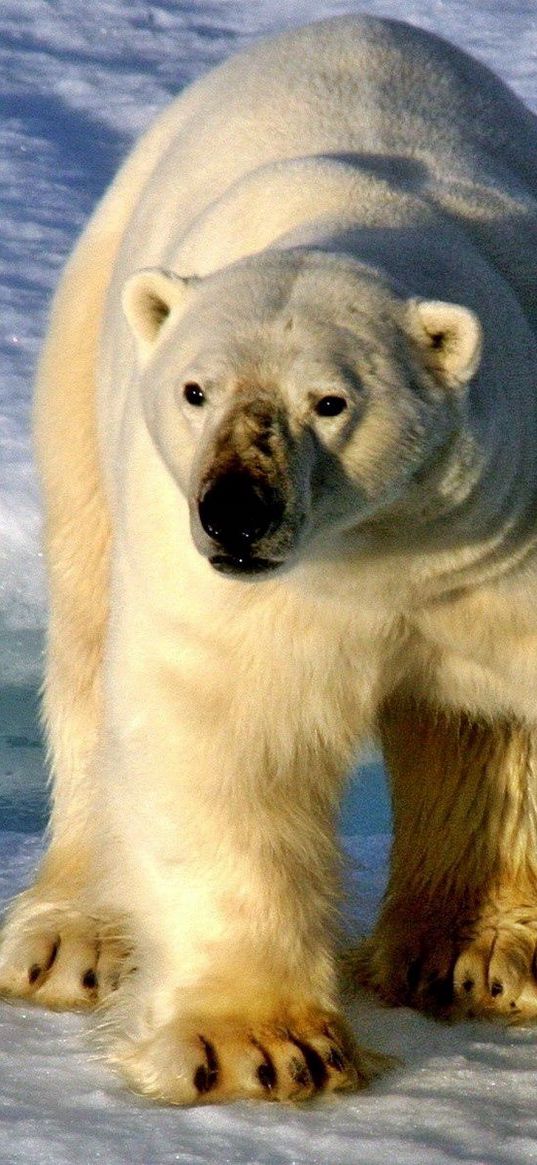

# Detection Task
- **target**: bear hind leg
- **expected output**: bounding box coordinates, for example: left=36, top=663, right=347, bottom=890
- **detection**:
left=351, top=698, right=537, bottom=1020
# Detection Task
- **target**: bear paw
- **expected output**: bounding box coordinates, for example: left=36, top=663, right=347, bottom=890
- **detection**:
left=453, top=912, right=537, bottom=1020
left=348, top=927, right=459, bottom=1017
left=350, top=906, right=537, bottom=1022
left=0, top=899, right=130, bottom=1010
left=112, top=1008, right=387, bottom=1104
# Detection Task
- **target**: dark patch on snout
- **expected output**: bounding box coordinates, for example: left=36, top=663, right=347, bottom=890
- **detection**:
left=211, top=396, right=288, bottom=476
left=250, top=413, right=277, bottom=458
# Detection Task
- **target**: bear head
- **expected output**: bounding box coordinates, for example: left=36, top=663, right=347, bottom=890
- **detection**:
left=122, top=251, right=481, bottom=577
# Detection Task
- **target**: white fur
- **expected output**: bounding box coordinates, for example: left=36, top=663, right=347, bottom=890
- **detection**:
left=2, top=14, right=537, bottom=1102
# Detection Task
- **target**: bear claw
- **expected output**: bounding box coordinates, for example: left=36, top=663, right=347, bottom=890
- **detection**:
left=113, top=1010, right=377, bottom=1104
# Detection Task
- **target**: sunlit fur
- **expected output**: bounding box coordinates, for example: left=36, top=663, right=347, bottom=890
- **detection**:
left=3, top=14, right=537, bottom=1103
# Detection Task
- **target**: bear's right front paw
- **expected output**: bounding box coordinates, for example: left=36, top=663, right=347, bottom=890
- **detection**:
left=112, top=1006, right=388, bottom=1104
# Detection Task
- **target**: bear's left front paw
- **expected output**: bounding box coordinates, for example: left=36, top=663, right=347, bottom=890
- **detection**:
left=111, top=1007, right=387, bottom=1104
left=453, top=911, right=537, bottom=1020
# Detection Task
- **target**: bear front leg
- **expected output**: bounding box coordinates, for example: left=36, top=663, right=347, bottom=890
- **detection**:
left=92, top=663, right=390, bottom=1104
left=101, top=797, right=384, bottom=1101
left=0, top=476, right=129, bottom=1010
left=352, top=698, right=537, bottom=1020
left=0, top=504, right=126, bottom=1010
left=0, top=207, right=133, bottom=1011
left=0, top=635, right=130, bottom=1011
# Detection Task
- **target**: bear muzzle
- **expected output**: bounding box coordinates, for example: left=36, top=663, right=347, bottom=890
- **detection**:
left=198, top=470, right=286, bottom=575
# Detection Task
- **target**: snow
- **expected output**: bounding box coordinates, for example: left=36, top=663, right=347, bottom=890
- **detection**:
left=2, top=0, right=537, bottom=1161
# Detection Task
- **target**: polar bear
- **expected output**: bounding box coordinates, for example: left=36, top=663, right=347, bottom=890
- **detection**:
left=3, top=13, right=537, bottom=1104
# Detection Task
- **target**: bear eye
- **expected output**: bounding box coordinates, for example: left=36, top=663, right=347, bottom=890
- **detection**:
left=183, top=382, right=206, bottom=407
left=314, top=395, right=348, bottom=417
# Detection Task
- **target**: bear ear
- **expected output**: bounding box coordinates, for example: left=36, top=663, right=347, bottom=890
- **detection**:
left=122, top=268, right=196, bottom=359
left=405, top=299, right=482, bottom=390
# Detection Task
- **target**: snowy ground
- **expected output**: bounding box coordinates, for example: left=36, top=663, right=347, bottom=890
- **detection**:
left=2, top=1, right=537, bottom=1162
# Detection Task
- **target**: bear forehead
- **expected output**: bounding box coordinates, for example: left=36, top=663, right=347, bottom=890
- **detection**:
left=180, top=250, right=400, bottom=325
left=166, top=260, right=405, bottom=372
left=166, top=306, right=398, bottom=394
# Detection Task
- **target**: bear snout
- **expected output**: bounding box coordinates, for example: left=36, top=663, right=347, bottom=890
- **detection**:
left=198, top=470, right=285, bottom=572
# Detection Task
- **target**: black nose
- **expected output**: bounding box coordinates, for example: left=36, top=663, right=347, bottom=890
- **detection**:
left=198, top=471, right=284, bottom=552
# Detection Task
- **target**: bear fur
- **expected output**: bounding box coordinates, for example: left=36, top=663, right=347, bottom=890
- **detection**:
left=3, top=14, right=537, bottom=1103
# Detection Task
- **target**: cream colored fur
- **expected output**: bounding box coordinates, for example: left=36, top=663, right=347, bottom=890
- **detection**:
left=3, top=14, right=537, bottom=1103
